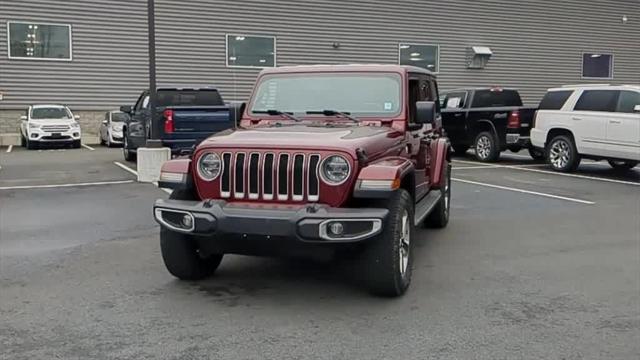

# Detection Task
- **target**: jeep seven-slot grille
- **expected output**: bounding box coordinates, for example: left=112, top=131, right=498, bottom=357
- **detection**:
left=220, top=152, right=320, bottom=202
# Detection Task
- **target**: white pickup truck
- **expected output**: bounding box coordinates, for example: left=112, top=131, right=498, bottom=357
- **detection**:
left=531, top=85, right=640, bottom=172
left=20, top=104, right=82, bottom=149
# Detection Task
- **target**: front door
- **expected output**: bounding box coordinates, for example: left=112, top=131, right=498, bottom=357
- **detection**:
left=607, top=90, right=640, bottom=160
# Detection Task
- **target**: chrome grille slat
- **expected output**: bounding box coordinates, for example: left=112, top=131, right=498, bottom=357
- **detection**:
left=220, top=153, right=231, bottom=198
left=234, top=153, right=246, bottom=198
left=277, top=154, right=289, bottom=200
left=292, top=154, right=305, bottom=201
left=307, top=154, right=320, bottom=202
left=248, top=153, right=260, bottom=199
left=262, top=153, right=274, bottom=200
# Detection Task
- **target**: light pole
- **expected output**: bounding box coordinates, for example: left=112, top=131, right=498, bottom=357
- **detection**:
left=146, top=0, right=161, bottom=146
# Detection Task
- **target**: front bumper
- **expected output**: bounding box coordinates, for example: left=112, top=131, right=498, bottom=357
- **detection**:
left=110, top=131, right=124, bottom=144
left=28, top=129, right=81, bottom=142
left=153, top=199, right=388, bottom=243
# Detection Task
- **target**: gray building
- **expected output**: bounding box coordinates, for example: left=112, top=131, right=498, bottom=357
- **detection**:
left=1, top=0, right=638, bottom=143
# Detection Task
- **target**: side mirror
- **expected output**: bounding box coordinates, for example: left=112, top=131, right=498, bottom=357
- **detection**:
left=415, top=101, right=437, bottom=124
left=634, top=105, right=640, bottom=113
left=20, top=115, right=27, bottom=121
left=74, top=115, right=80, bottom=120
left=120, top=105, right=132, bottom=114
left=102, top=120, right=108, bottom=125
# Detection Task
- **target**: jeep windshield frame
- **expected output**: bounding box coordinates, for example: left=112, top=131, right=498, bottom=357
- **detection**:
left=249, top=72, right=403, bottom=119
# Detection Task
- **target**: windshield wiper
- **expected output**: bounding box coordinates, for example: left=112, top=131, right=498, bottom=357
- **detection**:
left=253, top=109, right=302, bottom=122
left=306, top=110, right=359, bottom=123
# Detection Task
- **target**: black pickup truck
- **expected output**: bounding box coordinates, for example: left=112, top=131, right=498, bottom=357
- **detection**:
left=440, top=87, right=542, bottom=162
left=119, top=88, right=241, bottom=161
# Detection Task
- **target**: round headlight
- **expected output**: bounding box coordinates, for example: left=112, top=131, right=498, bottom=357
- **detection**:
left=197, top=152, right=222, bottom=181
left=320, top=155, right=350, bottom=185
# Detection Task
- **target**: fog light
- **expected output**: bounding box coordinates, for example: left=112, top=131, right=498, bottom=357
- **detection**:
left=31, top=134, right=38, bottom=138
left=73, top=132, right=79, bottom=137
left=181, top=214, right=193, bottom=228
left=329, top=222, right=344, bottom=236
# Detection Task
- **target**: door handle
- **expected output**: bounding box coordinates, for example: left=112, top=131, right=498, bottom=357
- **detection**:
left=609, top=120, right=622, bottom=124
left=571, top=117, right=583, bottom=121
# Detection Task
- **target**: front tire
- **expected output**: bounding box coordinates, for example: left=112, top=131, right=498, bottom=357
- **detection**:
left=160, top=189, right=223, bottom=280
left=123, top=132, right=136, bottom=162
left=474, top=131, right=500, bottom=162
left=425, top=164, right=451, bottom=228
left=359, top=189, right=414, bottom=297
left=607, top=160, right=638, bottom=170
left=72, top=140, right=81, bottom=149
left=546, top=135, right=580, bottom=172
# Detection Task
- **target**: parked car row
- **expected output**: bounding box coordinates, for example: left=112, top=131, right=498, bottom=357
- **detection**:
left=440, top=84, right=640, bottom=172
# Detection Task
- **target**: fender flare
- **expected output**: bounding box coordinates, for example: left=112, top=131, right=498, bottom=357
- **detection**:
left=353, top=157, right=415, bottom=199
left=474, top=119, right=498, bottom=138
left=430, top=138, right=451, bottom=188
left=157, top=158, right=195, bottom=191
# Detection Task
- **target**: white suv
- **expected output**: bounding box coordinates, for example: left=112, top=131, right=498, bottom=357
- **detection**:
left=531, top=85, right=640, bottom=172
left=20, top=105, right=82, bottom=149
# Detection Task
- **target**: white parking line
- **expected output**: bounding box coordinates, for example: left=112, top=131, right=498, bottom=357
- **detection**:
left=113, top=161, right=138, bottom=176
left=114, top=161, right=172, bottom=194
left=0, top=180, right=134, bottom=191
left=81, top=144, right=95, bottom=151
left=452, top=165, right=503, bottom=170
left=6, top=145, right=12, bottom=153
left=452, top=177, right=595, bottom=205
left=452, top=160, right=640, bottom=186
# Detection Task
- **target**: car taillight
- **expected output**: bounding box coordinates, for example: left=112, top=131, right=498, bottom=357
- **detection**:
left=163, top=109, right=174, bottom=133
left=507, top=110, right=520, bottom=129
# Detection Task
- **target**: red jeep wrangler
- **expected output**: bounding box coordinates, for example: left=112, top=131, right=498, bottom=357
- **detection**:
left=154, top=65, right=451, bottom=296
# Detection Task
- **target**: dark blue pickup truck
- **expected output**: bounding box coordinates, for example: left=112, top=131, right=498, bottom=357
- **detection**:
left=119, top=88, right=240, bottom=161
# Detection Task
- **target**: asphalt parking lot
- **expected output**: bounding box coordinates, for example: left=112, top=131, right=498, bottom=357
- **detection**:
left=0, top=145, right=638, bottom=359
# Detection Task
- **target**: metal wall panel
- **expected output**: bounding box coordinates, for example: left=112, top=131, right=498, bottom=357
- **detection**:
left=1, top=0, right=638, bottom=110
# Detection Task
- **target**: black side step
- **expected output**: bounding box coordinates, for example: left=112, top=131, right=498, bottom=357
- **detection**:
left=414, top=190, right=442, bottom=226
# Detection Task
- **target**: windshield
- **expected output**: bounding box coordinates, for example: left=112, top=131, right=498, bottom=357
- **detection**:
left=111, top=112, right=128, bottom=122
left=250, top=73, right=402, bottom=117
left=30, top=107, right=72, bottom=120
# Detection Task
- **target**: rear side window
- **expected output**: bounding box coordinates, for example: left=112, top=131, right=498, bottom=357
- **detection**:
left=616, top=91, right=640, bottom=113
left=574, top=90, right=618, bottom=112
left=443, top=92, right=467, bottom=109
left=157, top=90, right=224, bottom=107
left=471, top=90, right=522, bottom=108
left=539, top=90, right=573, bottom=110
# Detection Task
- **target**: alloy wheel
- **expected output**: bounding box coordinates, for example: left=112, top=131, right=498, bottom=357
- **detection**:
left=398, top=210, right=410, bottom=277
left=549, top=139, right=571, bottom=169
left=476, top=135, right=492, bottom=160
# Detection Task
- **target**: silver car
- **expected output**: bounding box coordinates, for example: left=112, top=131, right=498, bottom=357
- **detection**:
left=99, top=111, right=127, bottom=147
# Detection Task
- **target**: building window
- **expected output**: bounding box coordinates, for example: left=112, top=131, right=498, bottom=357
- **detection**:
left=226, top=34, right=275, bottom=68
left=7, top=22, right=72, bottom=60
left=399, top=43, right=439, bottom=72
left=582, top=53, right=613, bottom=79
